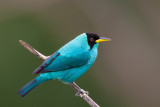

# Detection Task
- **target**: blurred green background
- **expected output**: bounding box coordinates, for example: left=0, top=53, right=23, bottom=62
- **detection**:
left=0, top=0, right=160, bottom=107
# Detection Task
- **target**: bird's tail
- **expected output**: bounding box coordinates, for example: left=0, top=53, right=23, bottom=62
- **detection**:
left=17, top=78, right=39, bottom=97
left=17, top=76, right=47, bottom=97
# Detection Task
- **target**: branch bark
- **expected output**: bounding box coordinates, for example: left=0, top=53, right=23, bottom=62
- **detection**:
left=19, top=40, right=100, bottom=107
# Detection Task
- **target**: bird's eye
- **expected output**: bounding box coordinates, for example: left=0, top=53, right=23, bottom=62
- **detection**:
left=90, top=38, right=94, bottom=42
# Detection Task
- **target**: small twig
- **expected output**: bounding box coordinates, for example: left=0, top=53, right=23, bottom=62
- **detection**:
left=19, top=40, right=49, bottom=61
left=19, top=40, right=100, bottom=107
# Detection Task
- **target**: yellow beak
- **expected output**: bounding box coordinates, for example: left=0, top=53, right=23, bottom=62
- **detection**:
left=96, top=37, right=111, bottom=43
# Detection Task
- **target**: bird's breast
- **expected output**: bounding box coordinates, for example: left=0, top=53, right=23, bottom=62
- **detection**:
left=87, top=47, right=98, bottom=65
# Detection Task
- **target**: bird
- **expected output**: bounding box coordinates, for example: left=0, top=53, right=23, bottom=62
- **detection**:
left=17, top=32, right=111, bottom=97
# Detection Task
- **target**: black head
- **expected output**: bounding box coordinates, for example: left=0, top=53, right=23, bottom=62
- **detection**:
left=86, top=32, right=100, bottom=49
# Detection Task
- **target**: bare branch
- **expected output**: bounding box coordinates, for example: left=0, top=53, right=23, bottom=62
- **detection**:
left=19, top=40, right=49, bottom=61
left=19, top=40, right=100, bottom=107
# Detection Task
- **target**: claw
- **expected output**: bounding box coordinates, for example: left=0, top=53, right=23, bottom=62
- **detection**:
left=75, top=89, right=89, bottom=97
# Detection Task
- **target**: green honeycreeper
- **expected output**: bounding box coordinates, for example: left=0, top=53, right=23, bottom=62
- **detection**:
left=17, top=32, right=111, bottom=97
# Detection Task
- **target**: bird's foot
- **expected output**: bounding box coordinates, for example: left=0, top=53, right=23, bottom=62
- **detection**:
left=75, top=89, right=89, bottom=97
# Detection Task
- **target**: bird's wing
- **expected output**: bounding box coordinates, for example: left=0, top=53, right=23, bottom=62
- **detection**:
left=33, top=51, right=91, bottom=74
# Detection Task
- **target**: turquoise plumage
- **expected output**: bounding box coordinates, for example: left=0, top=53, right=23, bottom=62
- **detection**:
left=18, top=33, right=111, bottom=97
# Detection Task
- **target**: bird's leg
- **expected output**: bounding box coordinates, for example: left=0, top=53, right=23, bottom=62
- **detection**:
left=75, top=89, right=89, bottom=97
left=70, top=82, right=89, bottom=97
